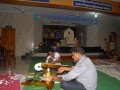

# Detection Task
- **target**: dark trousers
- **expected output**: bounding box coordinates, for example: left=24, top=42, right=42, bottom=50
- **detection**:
left=61, top=79, right=86, bottom=90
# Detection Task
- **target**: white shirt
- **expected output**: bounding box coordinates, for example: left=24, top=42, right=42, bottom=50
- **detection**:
left=46, top=52, right=60, bottom=63
left=62, top=55, right=97, bottom=90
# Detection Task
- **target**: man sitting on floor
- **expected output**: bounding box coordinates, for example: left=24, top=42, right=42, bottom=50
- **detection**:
left=53, top=47, right=97, bottom=90
left=46, top=48, right=61, bottom=64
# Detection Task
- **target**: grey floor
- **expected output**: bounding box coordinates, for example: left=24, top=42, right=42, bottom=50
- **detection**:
left=0, top=57, right=30, bottom=74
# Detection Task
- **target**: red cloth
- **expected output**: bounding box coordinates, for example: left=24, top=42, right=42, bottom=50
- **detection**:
left=0, top=74, right=20, bottom=90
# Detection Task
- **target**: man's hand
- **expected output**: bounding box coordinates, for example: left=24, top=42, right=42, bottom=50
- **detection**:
left=58, top=67, right=65, bottom=74
left=50, top=61, right=56, bottom=64
left=52, top=76, right=62, bottom=81
left=57, top=67, right=72, bottom=74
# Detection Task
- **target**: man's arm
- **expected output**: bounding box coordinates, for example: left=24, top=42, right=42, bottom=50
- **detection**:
left=51, top=57, right=62, bottom=64
left=52, top=66, right=73, bottom=81
left=57, top=67, right=73, bottom=74
left=52, top=67, right=73, bottom=81
left=51, top=52, right=61, bottom=64
left=46, top=56, right=51, bottom=63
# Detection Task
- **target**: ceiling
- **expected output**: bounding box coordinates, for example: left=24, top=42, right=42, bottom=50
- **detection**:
left=0, top=0, right=120, bottom=15
left=0, top=3, right=86, bottom=15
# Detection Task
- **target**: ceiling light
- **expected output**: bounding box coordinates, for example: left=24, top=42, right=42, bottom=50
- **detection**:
left=94, top=13, right=98, bottom=18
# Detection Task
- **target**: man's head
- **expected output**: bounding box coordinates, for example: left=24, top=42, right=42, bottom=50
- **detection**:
left=71, top=47, right=84, bottom=62
left=48, top=48, right=55, bottom=57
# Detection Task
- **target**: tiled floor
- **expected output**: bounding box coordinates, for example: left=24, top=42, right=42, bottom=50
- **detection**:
left=0, top=57, right=30, bottom=74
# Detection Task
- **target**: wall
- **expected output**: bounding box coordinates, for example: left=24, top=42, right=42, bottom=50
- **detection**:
left=0, top=12, right=34, bottom=56
left=86, top=18, right=120, bottom=54
left=0, top=11, right=120, bottom=56
left=34, top=21, right=43, bottom=46
left=97, top=20, right=118, bottom=50
left=86, top=25, right=100, bottom=47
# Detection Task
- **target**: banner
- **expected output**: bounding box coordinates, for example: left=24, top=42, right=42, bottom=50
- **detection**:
left=73, top=0, right=112, bottom=11
left=31, top=0, right=49, bottom=2
left=34, top=14, right=99, bottom=25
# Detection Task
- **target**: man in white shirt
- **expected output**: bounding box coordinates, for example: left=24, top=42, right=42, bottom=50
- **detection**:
left=46, top=48, right=61, bottom=64
left=53, top=47, right=97, bottom=90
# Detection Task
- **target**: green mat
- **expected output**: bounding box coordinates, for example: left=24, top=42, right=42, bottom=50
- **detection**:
left=97, top=71, right=120, bottom=90
left=23, top=57, right=120, bottom=90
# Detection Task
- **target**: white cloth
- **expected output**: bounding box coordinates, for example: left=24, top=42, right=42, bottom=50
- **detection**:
left=62, top=55, right=97, bottom=90
left=34, top=63, right=43, bottom=71
left=46, top=52, right=60, bottom=63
